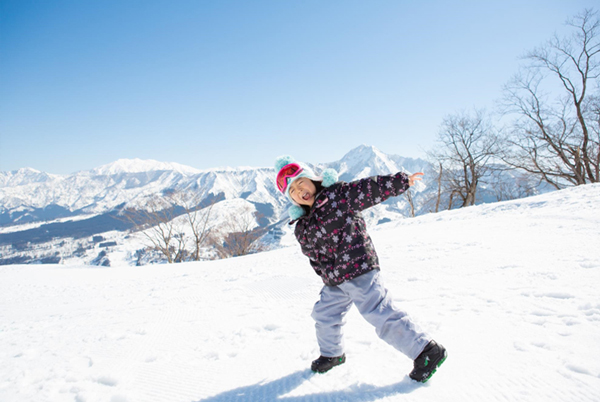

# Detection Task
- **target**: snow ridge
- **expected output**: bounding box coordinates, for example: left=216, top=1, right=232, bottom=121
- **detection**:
left=90, top=159, right=203, bottom=176
left=0, top=146, right=425, bottom=219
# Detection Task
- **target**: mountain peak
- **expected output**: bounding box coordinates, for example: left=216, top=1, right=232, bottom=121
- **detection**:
left=0, top=167, right=61, bottom=188
left=342, top=145, right=386, bottom=163
left=90, top=159, right=202, bottom=176
left=338, top=144, right=395, bottom=169
left=319, top=145, right=406, bottom=180
left=15, top=167, right=42, bottom=174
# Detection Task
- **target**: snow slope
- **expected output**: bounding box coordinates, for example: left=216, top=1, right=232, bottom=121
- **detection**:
left=1, top=184, right=599, bottom=402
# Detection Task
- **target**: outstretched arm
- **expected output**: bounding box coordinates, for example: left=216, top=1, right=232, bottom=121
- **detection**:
left=338, top=171, right=424, bottom=212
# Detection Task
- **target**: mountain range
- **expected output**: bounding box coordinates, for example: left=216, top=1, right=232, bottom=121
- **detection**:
left=0, top=145, right=535, bottom=265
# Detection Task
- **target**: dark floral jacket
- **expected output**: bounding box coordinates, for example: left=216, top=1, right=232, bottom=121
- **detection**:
left=293, top=172, right=410, bottom=286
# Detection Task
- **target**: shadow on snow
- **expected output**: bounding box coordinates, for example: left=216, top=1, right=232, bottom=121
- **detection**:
left=195, top=369, right=420, bottom=402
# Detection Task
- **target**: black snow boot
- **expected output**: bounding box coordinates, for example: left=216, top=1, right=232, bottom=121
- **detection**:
left=409, top=341, right=447, bottom=383
left=311, top=354, right=346, bottom=373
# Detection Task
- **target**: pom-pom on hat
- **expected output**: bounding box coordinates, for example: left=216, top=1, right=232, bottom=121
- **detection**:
left=274, top=155, right=339, bottom=220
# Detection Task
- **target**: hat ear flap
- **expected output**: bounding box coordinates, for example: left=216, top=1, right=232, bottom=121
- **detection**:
left=288, top=205, right=306, bottom=220
left=321, top=168, right=338, bottom=187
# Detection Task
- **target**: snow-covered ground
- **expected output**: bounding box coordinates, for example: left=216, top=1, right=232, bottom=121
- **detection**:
left=1, top=184, right=599, bottom=402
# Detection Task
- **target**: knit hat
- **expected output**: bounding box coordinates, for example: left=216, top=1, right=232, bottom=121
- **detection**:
left=274, top=155, right=339, bottom=220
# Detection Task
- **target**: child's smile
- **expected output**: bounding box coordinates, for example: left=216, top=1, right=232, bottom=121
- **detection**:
left=289, top=178, right=316, bottom=207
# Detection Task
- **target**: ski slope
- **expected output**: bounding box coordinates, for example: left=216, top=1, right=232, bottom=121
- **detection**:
left=1, top=184, right=599, bottom=402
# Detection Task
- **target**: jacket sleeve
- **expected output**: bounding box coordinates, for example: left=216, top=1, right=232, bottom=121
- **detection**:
left=337, top=172, right=410, bottom=212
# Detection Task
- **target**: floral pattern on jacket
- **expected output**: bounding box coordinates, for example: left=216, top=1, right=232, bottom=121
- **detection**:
left=293, top=172, right=410, bottom=286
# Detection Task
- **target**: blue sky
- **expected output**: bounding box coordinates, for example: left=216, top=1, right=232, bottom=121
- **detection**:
left=1, top=0, right=597, bottom=174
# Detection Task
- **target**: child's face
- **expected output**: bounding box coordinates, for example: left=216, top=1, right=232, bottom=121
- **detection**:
left=289, top=177, right=317, bottom=207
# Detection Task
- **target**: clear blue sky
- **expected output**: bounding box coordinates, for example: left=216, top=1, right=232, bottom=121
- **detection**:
left=1, top=0, right=597, bottom=174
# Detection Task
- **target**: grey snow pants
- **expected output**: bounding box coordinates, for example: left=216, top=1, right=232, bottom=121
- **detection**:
left=311, top=269, right=431, bottom=360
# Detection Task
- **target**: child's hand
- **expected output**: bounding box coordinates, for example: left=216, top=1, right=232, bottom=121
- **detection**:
left=408, top=172, right=424, bottom=187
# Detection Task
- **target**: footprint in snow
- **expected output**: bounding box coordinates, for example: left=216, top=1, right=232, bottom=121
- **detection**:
left=96, top=376, right=118, bottom=387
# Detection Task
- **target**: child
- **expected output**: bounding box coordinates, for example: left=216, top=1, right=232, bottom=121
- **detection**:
left=274, top=155, right=447, bottom=382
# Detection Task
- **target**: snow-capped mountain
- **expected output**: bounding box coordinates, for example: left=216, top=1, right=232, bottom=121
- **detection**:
left=1, top=145, right=428, bottom=265
left=322, top=144, right=428, bottom=182
left=0, top=146, right=421, bottom=227
left=0, top=168, right=61, bottom=187
left=0, top=162, right=285, bottom=228
left=90, top=158, right=204, bottom=176
left=0, top=145, right=543, bottom=266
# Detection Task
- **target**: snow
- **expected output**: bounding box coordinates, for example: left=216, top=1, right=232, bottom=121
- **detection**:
left=0, top=214, right=101, bottom=235
left=1, top=184, right=599, bottom=402
left=0, top=159, right=282, bottom=218
left=90, top=159, right=203, bottom=176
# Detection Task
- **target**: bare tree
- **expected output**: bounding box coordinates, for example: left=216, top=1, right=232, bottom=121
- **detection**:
left=487, top=170, right=539, bottom=202
left=120, top=191, right=217, bottom=264
left=211, top=205, right=266, bottom=258
left=178, top=195, right=215, bottom=261
left=500, top=9, right=600, bottom=187
left=122, top=194, right=186, bottom=264
left=172, top=232, right=188, bottom=263
left=434, top=162, right=443, bottom=213
left=420, top=161, right=444, bottom=214
left=404, top=190, right=416, bottom=217
left=428, top=110, right=500, bottom=208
